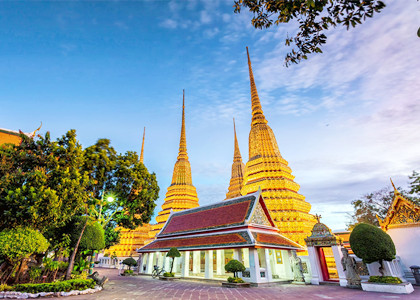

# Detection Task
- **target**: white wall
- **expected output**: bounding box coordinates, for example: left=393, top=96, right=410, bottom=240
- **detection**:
left=388, top=226, right=420, bottom=270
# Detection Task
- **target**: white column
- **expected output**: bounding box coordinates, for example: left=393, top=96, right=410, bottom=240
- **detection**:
left=216, top=250, right=223, bottom=275
left=307, top=247, right=321, bottom=285
left=233, top=248, right=240, bottom=261
left=205, top=250, right=214, bottom=279
left=193, top=251, right=200, bottom=274
left=249, top=248, right=261, bottom=283
left=264, top=249, right=273, bottom=282
left=182, top=251, right=190, bottom=277
left=332, top=246, right=347, bottom=287
left=164, top=256, right=171, bottom=272
left=146, top=253, right=154, bottom=274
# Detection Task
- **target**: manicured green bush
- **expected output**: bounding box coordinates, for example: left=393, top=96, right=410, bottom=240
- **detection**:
left=79, top=222, right=105, bottom=251
left=368, top=276, right=403, bottom=284
left=163, top=272, right=174, bottom=277
left=123, top=269, right=134, bottom=275
left=166, top=247, right=181, bottom=273
left=227, top=277, right=245, bottom=283
left=0, top=227, right=49, bottom=265
left=225, top=259, right=246, bottom=278
left=10, top=279, right=95, bottom=293
left=349, top=223, right=396, bottom=276
left=122, top=257, right=137, bottom=270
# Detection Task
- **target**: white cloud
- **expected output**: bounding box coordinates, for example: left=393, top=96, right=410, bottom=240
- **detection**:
left=200, top=10, right=212, bottom=24
left=160, top=18, right=178, bottom=29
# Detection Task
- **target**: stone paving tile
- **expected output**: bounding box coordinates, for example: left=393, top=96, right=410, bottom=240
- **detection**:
left=68, top=268, right=420, bottom=300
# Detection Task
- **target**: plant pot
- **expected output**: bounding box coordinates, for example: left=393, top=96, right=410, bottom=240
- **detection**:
left=361, top=281, right=414, bottom=294
left=159, top=276, right=179, bottom=281
left=222, top=282, right=251, bottom=288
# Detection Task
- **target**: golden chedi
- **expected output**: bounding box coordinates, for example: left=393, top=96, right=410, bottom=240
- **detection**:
left=241, top=48, right=316, bottom=246
left=106, top=127, right=154, bottom=257
left=225, top=119, right=246, bottom=200
left=151, top=90, right=199, bottom=236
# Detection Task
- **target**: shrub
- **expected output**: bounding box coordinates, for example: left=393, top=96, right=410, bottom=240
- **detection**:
left=10, top=279, right=95, bottom=293
left=122, top=257, right=137, bottom=270
left=124, top=269, right=134, bottom=275
left=166, top=247, right=181, bottom=273
left=79, top=222, right=105, bottom=251
left=0, top=284, right=12, bottom=292
left=28, top=266, right=42, bottom=283
left=225, top=259, right=246, bottom=278
left=227, top=277, right=245, bottom=283
left=163, top=272, right=174, bottom=277
left=0, top=228, right=49, bottom=265
left=368, top=276, right=403, bottom=284
left=349, top=223, right=396, bottom=275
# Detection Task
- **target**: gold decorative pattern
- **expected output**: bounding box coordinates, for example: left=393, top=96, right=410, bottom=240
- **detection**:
left=151, top=90, right=199, bottom=236
left=250, top=202, right=271, bottom=226
left=378, top=183, right=420, bottom=230
left=240, top=48, right=316, bottom=246
left=304, top=222, right=342, bottom=247
left=225, top=119, right=246, bottom=200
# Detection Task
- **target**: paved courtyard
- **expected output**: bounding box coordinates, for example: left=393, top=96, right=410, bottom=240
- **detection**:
left=70, top=268, right=420, bottom=300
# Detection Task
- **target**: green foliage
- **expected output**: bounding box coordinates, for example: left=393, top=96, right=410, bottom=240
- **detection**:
left=10, top=279, right=95, bottom=293
left=70, top=272, right=88, bottom=280
left=163, top=272, right=174, bottom=277
left=368, top=276, right=402, bottom=284
left=227, top=277, right=245, bottom=283
left=79, top=222, right=105, bottom=251
left=225, top=259, right=246, bottom=278
left=0, top=284, right=12, bottom=292
left=408, top=170, right=420, bottom=197
left=83, top=139, right=160, bottom=230
left=349, top=223, right=396, bottom=264
left=0, top=131, right=91, bottom=232
left=166, top=247, right=181, bottom=259
left=0, top=228, right=49, bottom=264
left=122, top=257, right=137, bottom=270
left=104, top=222, right=120, bottom=249
left=73, top=257, right=90, bottom=273
left=28, top=267, right=42, bottom=283
left=234, top=0, right=386, bottom=66
left=123, top=269, right=134, bottom=275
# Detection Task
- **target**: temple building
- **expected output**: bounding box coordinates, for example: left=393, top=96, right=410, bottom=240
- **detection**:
left=138, top=190, right=306, bottom=284
left=104, top=128, right=154, bottom=258
left=151, top=90, right=199, bottom=237
left=225, top=119, right=245, bottom=200
left=240, top=48, right=316, bottom=246
left=0, top=124, right=41, bottom=146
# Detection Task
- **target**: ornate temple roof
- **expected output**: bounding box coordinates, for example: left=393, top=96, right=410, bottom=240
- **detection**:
left=304, top=219, right=342, bottom=247
left=240, top=47, right=315, bottom=246
left=152, top=90, right=199, bottom=235
left=0, top=124, right=42, bottom=146
left=377, top=180, right=420, bottom=230
left=225, top=119, right=245, bottom=200
left=138, top=190, right=304, bottom=253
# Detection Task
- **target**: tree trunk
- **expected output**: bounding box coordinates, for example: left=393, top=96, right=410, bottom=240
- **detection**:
left=65, top=216, right=89, bottom=280
left=379, top=259, right=385, bottom=276
left=170, top=258, right=174, bottom=273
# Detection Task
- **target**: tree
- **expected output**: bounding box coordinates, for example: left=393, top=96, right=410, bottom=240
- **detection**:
left=0, top=130, right=91, bottom=232
left=0, top=227, right=49, bottom=283
left=78, top=221, right=105, bottom=252
left=83, top=139, right=160, bottom=230
left=166, top=247, right=181, bottom=274
left=408, top=170, right=420, bottom=197
left=225, top=259, right=246, bottom=278
left=349, top=223, right=395, bottom=276
left=104, top=222, right=121, bottom=249
left=234, top=0, right=386, bottom=66
left=122, top=257, right=137, bottom=271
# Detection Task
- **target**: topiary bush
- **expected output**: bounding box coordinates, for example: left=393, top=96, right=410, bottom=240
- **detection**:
left=349, top=223, right=396, bottom=276
left=368, top=276, right=402, bottom=284
left=79, top=222, right=105, bottom=252
left=227, top=277, right=245, bottom=283
left=166, top=247, right=181, bottom=273
left=163, top=272, right=174, bottom=277
left=225, top=259, right=246, bottom=278
left=122, top=257, right=137, bottom=270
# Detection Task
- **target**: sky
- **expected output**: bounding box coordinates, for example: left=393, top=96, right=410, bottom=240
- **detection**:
left=1, top=0, right=419, bottom=230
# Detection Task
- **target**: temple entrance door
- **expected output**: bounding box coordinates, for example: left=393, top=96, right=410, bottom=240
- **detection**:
left=317, top=247, right=339, bottom=282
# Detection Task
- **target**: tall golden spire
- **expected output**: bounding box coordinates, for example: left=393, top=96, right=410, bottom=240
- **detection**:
left=152, top=90, right=199, bottom=236
left=140, top=127, right=145, bottom=164
left=241, top=48, right=315, bottom=246
left=225, top=118, right=246, bottom=200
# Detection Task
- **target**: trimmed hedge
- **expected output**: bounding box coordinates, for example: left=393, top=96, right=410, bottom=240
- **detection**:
left=228, top=277, right=245, bottom=283
left=368, top=276, right=403, bottom=284
left=10, top=279, right=95, bottom=293
left=349, top=223, right=396, bottom=264
left=163, top=272, right=174, bottom=277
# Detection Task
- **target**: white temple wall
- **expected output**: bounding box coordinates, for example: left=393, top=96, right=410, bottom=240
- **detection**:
left=387, top=226, right=420, bottom=272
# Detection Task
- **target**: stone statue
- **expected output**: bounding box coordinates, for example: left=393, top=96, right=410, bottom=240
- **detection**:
left=88, top=271, right=108, bottom=287
left=341, top=248, right=361, bottom=288
left=290, top=251, right=305, bottom=283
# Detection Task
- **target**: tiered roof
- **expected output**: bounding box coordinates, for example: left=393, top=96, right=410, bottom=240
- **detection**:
left=139, top=190, right=303, bottom=253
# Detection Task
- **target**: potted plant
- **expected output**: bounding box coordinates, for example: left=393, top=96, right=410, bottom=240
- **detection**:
left=349, top=223, right=414, bottom=294
left=121, top=257, right=137, bottom=276
left=160, top=248, right=180, bottom=280
left=222, top=259, right=250, bottom=288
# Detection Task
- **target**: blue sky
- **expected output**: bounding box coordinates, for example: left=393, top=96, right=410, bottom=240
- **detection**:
left=1, top=1, right=419, bottom=230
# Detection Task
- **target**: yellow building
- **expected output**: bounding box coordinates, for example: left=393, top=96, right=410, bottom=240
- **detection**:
left=240, top=48, right=316, bottom=246
left=151, top=90, right=199, bottom=236
left=225, top=119, right=245, bottom=200
left=105, top=127, right=154, bottom=258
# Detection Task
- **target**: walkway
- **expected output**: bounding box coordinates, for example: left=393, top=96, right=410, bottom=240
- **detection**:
left=70, top=268, right=420, bottom=300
